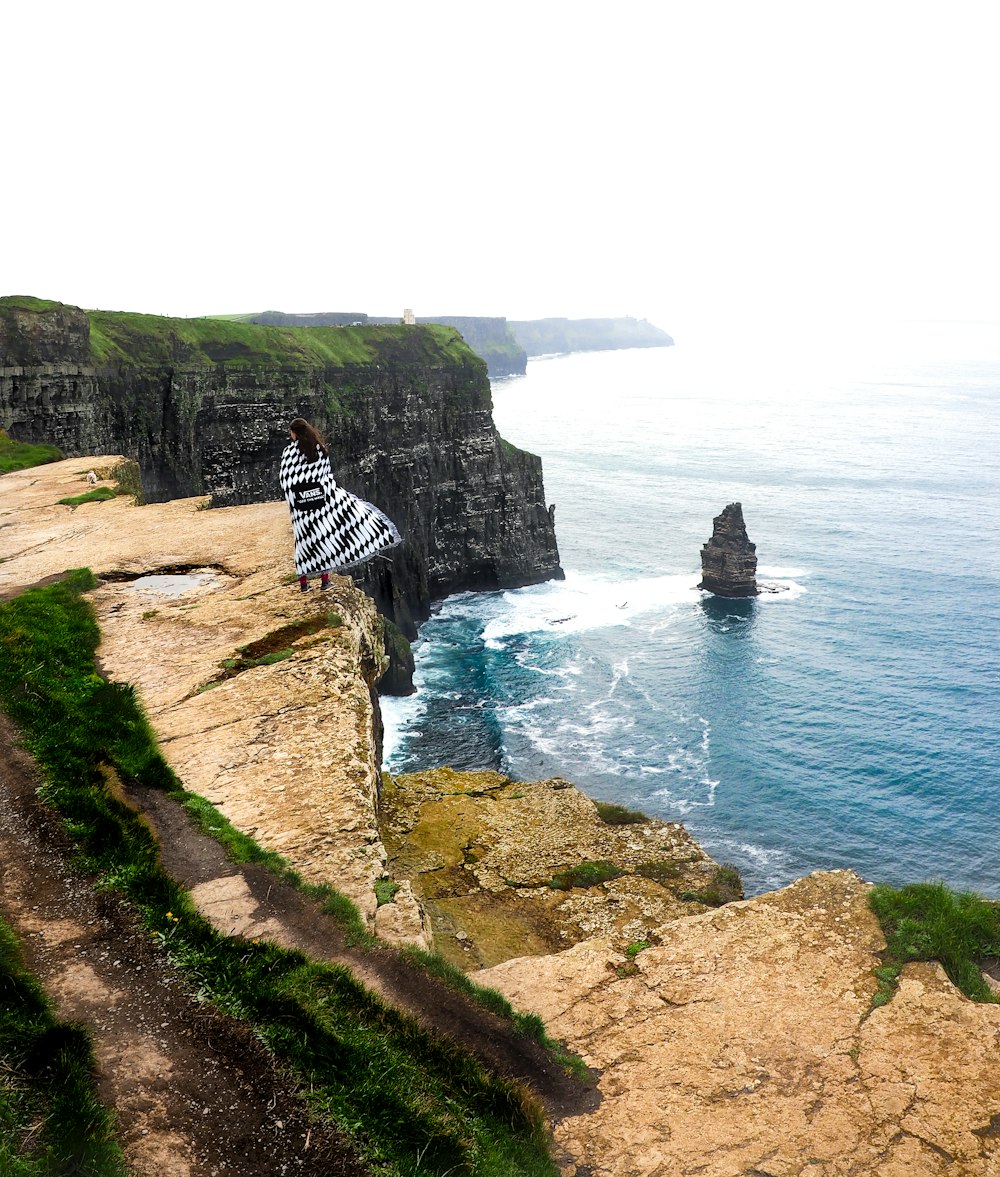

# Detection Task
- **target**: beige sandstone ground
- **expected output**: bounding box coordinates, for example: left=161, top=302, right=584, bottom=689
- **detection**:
left=4, top=458, right=1000, bottom=1177
left=0, top=456, right=425, bottom=943
left=481, top=871, right=1000, bottom=1177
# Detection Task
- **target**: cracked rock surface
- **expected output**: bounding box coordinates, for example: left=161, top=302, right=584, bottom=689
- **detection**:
left=480, top=870, right=1000, bottom=1177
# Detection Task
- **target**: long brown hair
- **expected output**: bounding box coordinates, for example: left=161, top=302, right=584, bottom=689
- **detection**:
left=289, top=418, right=327, bottom=463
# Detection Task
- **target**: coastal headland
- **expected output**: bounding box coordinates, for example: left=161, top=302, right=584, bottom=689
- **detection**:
left=3, top=456, right=1000, bottom=1175
left=0, top=296, right=563, bottom=654
left=237, top=310, right=676, bottom=380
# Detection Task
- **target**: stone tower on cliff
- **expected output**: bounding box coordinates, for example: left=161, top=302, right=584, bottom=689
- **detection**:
left=698, top=502, right=759, bottom=597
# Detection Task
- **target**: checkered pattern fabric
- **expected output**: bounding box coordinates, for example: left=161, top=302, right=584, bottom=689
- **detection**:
left=279, top=443, right=401, bottom=577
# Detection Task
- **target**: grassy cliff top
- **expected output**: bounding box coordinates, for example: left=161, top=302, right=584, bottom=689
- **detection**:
left=87, top=311, right=476, bottom=367
left=0, top=296, right=479, bottom=370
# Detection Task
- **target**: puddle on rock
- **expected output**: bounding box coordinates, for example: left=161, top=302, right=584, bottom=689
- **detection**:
left=130, top=571, right=221, bottom=598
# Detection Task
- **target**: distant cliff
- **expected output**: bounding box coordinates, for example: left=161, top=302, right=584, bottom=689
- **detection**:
left=0, top=296, right=563, bottom=638
left=234, top=311, right=673, bottom=378
left=508, top=316, right=674, bottom=356
left=413, top=317, right=526, bottom=379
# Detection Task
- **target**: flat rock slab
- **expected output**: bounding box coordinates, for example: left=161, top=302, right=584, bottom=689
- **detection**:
left=1, top=457, right=396, bottom=929
left=480, top=870, right=1000, bottom=1177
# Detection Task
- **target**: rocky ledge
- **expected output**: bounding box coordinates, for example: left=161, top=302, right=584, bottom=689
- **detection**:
left=0, top=296, right=563, bottom=645
left=379, top=767, right=731, bottom=970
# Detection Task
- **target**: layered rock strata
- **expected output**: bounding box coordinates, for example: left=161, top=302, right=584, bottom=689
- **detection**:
left=0, top=297, right=563, bottom=642
left=698, top=500, right=759, bottom=597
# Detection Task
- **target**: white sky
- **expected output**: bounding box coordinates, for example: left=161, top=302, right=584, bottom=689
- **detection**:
left=8, top=1, right=1000, bottom=338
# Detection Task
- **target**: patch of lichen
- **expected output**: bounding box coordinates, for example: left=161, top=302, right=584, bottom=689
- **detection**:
left=380, top=768, right=726, bottom=970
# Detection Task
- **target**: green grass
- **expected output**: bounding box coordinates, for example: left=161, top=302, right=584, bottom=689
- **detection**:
left=678, top=864, right=744, bottom=908
left=58, top=487, right=118, bottom=507
left=0, top=295, right=67, bottom=313
left=868, top=881, right=1000, bottom=1007
left=593, top=800, right=649, bottom=825
left=547, top=860, right=624, bottom=891
left=0, top=296, right=478, bottom=373
left=375, top=878, right=402, bottom=907
left=83, top=307, right=475, bottom=370
left=0, top=432, right=62, bottom=474
left=0, top=571, right=560, bottom=1176
left=0, top=916, right=127, bottom=1175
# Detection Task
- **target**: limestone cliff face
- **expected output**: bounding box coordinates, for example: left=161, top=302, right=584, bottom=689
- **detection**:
left=412, top=317, right=527, bottom=378
left=0, top=298, right=562, bottom=637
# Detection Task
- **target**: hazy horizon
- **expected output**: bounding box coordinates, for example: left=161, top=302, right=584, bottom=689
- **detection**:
left=10, top=2, right=1000, bottom=343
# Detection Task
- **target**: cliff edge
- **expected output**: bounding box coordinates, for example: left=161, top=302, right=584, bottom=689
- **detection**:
left=0, top=296, right=563, bottom=641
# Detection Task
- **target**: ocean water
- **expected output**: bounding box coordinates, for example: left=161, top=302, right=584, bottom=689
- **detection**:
left=382, top=320, right=1000, bottom=896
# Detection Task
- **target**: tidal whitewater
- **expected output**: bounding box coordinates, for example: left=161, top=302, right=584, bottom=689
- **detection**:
left=383, top=320, right=1000, bottom=897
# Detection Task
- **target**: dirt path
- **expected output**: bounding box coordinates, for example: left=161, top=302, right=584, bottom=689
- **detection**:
left=132, top=781, right=599, bottom=1121
left=0, top=712, right=598, bottom=1174
left=0, top=712, right=371, bottom=1177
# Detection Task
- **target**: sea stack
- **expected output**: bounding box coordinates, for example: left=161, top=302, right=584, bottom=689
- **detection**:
left=699, top=502, right=759, bottom=597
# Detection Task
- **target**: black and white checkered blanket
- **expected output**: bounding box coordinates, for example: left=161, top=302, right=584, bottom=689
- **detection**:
left=278, top=443, right=401, bottom=576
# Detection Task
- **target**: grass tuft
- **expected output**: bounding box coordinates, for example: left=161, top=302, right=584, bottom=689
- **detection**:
left=868, top=881, right=1000, bottom=1007
left=547, top=860, right=623, bottom=891
left=679, top=864, right=744, bottom=907
left=58, top=487, right=118, bottom=507
left=635, top=860, right=684, bottom=885
left=593, top=800, right=649, bottom=825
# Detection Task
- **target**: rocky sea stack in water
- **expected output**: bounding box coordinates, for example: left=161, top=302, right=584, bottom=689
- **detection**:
left=699, top=501, right=758, bottom=597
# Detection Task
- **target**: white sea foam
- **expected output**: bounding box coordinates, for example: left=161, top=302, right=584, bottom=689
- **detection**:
left=480, top=570, right=701, bottom=648
left=696, top=835, right=795, bottom=893
left=380, top=691, right=426, bottom=765
left=757, top=565, right=808, bottom=579
left=755, top=564, right=809, bottom=600
left=652, top=777, right=720, bottom=814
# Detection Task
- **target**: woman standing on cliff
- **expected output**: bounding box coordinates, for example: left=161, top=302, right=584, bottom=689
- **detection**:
left=279, top=417, right=401, bottom=592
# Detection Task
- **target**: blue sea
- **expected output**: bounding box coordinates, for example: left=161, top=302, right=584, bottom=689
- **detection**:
left=382, top=320, right=1000, bottom=897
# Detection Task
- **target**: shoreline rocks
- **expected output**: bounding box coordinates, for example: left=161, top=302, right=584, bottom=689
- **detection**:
left=378, top=767, right=727, bottom=970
